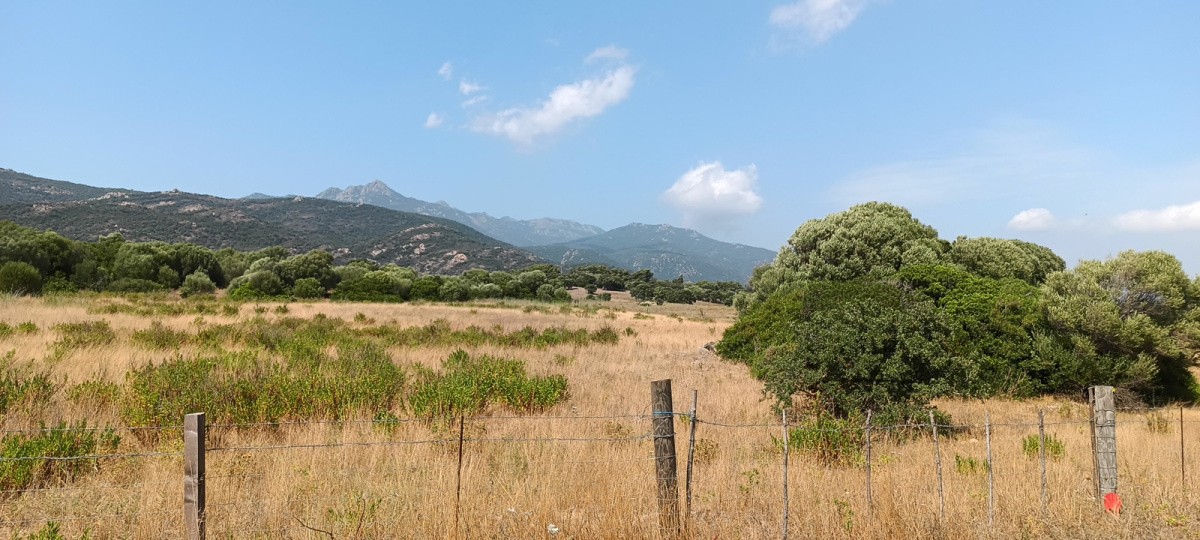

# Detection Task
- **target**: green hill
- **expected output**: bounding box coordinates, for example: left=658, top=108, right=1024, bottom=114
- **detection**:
left=530, top=223, right=775, bottom=283
left=1, top=189, right=542, bottom=274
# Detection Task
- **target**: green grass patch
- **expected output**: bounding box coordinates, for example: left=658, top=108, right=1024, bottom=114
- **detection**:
left=0, top=423, right=120, bottom=492
left=1021, top=433, right=1065, bottom=460
left=51, top=321, right=115, bottom=358
left=409, top=350, right=568, bottom=420
left=66, top=380, right=122, bottom=408
left=786, top=414, right=864, bottom=466
left=1, top=354, right=56, bottom=413
left=131, top=322, right=191, bottom=350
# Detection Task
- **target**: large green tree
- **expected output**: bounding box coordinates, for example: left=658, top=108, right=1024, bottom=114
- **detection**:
left=948, top=236, right=1064, bottom=284
left=719, top=280, right=953, bottom=421
left=1041, top=251, right=1199, bottom=402
left=740, top=202, right=946, bottom=308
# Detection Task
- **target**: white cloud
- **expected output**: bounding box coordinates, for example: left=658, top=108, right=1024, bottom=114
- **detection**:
left=1114, top=201, right=1200, bottom=232
left=459, top=80, right=484, bottom=96
left=461, top=95, right=490, bottom=108
left=471, top=64, right=635, bottom=146
left=423, top=112, right=444, bottom=129
left=662, top=162, right=763, bottom=227
left=1007, top=208, right=1056, bottom=231
left=586, top=45, right=630, bottom=63
left=770, top=0, right=869, bottom=45
left=438, top=62, right=453, bottom=80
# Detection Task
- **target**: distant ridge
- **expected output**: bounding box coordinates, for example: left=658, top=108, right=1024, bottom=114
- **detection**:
left=0, top=170, right=541, bottom=274
left=316, top=180, right=605, bottom=247
left=529, top=223, right=775, bottom=283
left=0, top=168, right=134, bottom=204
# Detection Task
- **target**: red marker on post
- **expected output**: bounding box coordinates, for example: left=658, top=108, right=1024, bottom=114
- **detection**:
left=1103, top=493, right=1122, bottom=515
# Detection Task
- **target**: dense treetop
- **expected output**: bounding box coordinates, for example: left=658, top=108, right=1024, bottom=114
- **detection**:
left=722, top=202, right=1200, bottom=423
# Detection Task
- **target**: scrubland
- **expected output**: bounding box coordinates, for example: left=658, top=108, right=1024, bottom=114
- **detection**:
left=1, top=293, right=1197, bottom=539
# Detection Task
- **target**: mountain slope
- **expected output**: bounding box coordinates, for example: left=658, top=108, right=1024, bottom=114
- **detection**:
left=2, top=190, right=542, bottom=274
left=316, top=180, right=605, bottom=246
left=1, top=168, right=134, bottom=204
left=529, top=223, right=775, bottom=283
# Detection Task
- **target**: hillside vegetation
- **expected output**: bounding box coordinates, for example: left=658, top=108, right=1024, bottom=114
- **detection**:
left=0, top=221, right=746, bottom=305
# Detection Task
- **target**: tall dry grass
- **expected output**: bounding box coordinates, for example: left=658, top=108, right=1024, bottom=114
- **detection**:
left=0, top=295, right=1198, bottom=539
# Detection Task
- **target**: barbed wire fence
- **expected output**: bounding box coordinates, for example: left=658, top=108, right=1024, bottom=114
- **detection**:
left=1, top=382, right=1197, bottom=539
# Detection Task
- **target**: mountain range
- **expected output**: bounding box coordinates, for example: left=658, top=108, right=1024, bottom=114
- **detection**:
left=1, top=168, right=776, bottom=282
left=316, top=180, right=604, bottom=247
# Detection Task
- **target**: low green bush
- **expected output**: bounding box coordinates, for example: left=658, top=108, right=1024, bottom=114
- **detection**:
left=1021, top=433, right=1065, bottom=460
left=131, top=322, right=190, bottom=350
left=0, top=423, right=120, bottom=491
left=0, top=356, right=56, bottom=413
left=0, top=261, right=42, bottom=295
left=409, top=350, right=569, bottom=420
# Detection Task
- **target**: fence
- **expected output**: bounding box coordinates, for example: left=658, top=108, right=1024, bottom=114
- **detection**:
left=3, top=383, right=1200, bottom=539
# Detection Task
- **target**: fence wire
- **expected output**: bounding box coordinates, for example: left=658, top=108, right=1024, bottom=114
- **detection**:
left=3, top=403, right=1199, bottom=537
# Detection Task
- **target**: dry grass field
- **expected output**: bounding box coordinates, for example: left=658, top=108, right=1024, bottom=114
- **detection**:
left=2, top=293, right=1199, bottom=539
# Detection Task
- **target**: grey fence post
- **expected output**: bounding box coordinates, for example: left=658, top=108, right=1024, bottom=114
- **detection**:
left=184, top=412, right=206, bottom=540
left=1089, top=386, right=1118, bottom=504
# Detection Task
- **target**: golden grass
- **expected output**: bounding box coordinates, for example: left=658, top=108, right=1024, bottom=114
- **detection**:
left=1, top=295, right=1199, bottom=539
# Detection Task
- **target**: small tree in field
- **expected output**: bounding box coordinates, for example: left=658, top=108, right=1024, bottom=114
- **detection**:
left=0, top=262, right=42, bottom=295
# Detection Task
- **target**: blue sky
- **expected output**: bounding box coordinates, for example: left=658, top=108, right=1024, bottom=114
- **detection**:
left=2, top=2, right=1198, bottom=273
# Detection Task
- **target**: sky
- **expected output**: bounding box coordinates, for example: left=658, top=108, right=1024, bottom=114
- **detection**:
left=2, top=2, right=1198, bottom=274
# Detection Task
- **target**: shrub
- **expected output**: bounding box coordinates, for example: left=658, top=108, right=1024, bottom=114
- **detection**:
left=291, top=277, right=325, bottom=299
left=409, top=350, right=569, bottom=420
left=51, top=321, right=116, bottom=357
left=786, top=414, right=864, bottom=466
left=0, top=358, right=56, bottom=413
left=66, top=380, right=122, bottom=408
left=0, top=423, right=120, bottom=491
left=131, top=321, right=190, bottom=350
left=1021, top=433, right=1065, bottom=460
left=0, top=261, right=43, bottom=295
left=954, top=454, right=987, bottom=474
left=180, top=271, right=217, bottom=297
left=41, top=276, right=77, bottom=294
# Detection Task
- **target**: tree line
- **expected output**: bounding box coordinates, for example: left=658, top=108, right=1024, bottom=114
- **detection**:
left=0, top=221, right=745, bottom=305
left=718, top=202, right=1200, bottom=425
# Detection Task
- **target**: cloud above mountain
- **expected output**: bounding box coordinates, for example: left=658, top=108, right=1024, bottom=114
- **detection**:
left=470, top=47, right=635, bottom=146
left=662, top=162, right=763, bottom=229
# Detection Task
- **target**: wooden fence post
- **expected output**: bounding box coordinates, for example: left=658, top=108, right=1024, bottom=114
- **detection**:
left=1181, top=405, right=1186, bottom=493
left=781, top=409, right=789, bottom=540
left=454, top=415, right=465, bottom=540
left=1089, top=386, right=1118, bottom=504
left=985, top=411, right=994, bottom=526
left=685, top=389, right=698, bottom=531
left=865, top=410, right=873, bottom=518
left=929, top=411, right=944, bottom=521
left=651, top=380, right=681, bottom=536
left=1039, top=409, right=1048, bottom=514
left=184, top=412, right=206, bottom=540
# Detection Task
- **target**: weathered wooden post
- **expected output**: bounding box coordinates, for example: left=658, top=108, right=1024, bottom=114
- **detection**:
left=985, top=411, right=995, bottom=526
left=1089, top=386, right=1118, bottom=505
left=651, top=380, right=681, bottom=536
left=184, top=412, right=206, bottom=540
left=1038, top=409, right=1048, bottom=513
left=864, top=410, right=873, bottom=517
left=685, top=389, right=698, bottom=532
left=929, top=411, right=944, bottom=521
left=781, top=409, right=789, bottom=540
